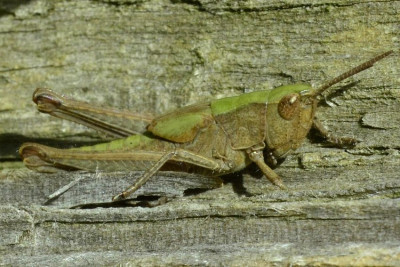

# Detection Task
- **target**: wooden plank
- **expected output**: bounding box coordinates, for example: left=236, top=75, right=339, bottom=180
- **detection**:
left=1, top=197, right=399, bottom=265
left=1, top=162, right=399, bottom=265
left=0, top=0, right=399, bottom=265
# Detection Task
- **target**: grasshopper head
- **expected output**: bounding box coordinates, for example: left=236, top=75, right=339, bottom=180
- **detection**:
left=264, top=84, right=316, bottom=159
left=265, top=50, right=393, bottom=159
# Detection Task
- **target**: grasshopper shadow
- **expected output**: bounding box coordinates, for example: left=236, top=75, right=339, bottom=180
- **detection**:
left=222, top=157, right=286, bottom=197
left=183, top=171, right=255, bottom=198
left=221, top=172, right=252, bottom=197
left=0, top=133, right=105, bottom=159
left=318, top=81, right=359, bottom=108
left=72, top=196, right=169, bottom=209
left=0, top=0, right=33, bottom=17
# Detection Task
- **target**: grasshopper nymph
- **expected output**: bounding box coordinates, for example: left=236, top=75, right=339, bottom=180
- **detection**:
left=20, top=51, right=393, bottom=201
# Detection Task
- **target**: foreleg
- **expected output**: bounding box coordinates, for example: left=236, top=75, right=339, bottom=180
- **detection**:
left=312, top=118, right=357, bottom=147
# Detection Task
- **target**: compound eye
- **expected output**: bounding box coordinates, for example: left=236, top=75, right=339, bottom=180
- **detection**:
left=278, top=93, right=300, bottom=120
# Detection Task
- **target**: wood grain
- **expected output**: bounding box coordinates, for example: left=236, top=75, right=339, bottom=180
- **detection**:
left=0, top=0, right=399, bottom=265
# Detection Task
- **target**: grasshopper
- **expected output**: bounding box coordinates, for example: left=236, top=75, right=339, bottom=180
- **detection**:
left=20, top=51, right=392, bottom=201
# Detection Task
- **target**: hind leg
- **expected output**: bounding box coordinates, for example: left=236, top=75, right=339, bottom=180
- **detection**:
left=112, top=148, right=233, bottom=201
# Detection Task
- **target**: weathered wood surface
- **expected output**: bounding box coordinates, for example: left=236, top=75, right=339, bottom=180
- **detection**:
left=0, top=0, right=399, bottom=265
left=0, top=170, right=223, bottom=207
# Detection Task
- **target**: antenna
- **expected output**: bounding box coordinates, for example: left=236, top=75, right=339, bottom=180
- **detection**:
left=314, top=50, right=393, bottom=97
